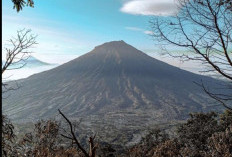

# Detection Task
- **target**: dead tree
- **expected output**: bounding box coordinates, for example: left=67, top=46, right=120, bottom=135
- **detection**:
left=58, top=109, right=98, bottom=157
left=1, top=29, right=37, bottom=156
left=151, top=0, right=232, bottom=110
left=2, top=29, right=37, bottom=95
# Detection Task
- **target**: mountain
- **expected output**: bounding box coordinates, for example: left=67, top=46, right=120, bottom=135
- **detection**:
left=3, top=41, right=224, bottom=144
left=2, top=56, right=51, bottom=68
left=24, top=56, right=51, bottom=67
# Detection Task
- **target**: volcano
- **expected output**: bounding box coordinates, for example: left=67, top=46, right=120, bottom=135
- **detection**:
left=3, top=41, right=221, bottom=123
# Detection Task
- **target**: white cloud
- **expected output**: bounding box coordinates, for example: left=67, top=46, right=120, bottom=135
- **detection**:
left=120, top=0, right=179, bottom=16
left=125, top=26, right=144, bottom=31
left=32, top=53, right=79, bottom=65
left=125, top=26, right=154, bottom=35
left=2, top=65, right=58, bottom=80
left=144, top=30, right=154, bottom=35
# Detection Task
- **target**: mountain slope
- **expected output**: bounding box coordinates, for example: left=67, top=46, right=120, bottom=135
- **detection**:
left=3, top=41, right=222, bottom=123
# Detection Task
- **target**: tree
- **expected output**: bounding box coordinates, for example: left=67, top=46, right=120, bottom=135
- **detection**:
left=177, top=112, right=220, bottom=152
left=1, top=29, right=37, bottom=156
left=219, top=109, right=232, bottom=130
left=151, top=0, right=232, bottom=110
left=2, top=29, right=37, bottom=96
left=11, top=0, right=34, bottom=12
left=152, top=140, right=181, bottom=157
left=58, top=109, right=98, bottom=157
left=2, top=116, right=16, bottom=157
left=219, top=0, right=232, bottom=11
left=127, top=129, right=169, bottom=157
left=128, top=111, right=232, bottom=157
left=16, top=120, right=80, bottom=157
left=176, top=111, right=232, bottom=156
left=2, top=0, right=36, bottom=154
left=206, top=125, right=232, bottom=157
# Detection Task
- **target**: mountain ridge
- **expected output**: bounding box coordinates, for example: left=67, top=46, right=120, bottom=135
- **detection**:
left=3, top=41, right=222, bottom=123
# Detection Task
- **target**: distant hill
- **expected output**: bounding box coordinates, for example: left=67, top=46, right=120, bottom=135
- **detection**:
left=24, top=56, right=51, bottom=67
left=2, top=56, right=51, bottom=69
left=3, top=41, right=225, bottom=145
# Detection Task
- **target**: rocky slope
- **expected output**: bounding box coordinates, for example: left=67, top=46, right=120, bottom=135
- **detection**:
left=3, top=41, right=222, bottom=124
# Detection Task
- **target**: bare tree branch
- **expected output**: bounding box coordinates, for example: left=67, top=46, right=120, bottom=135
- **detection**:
left=2, top=29, right=37, bottom=94
left=58, top=109, right=98, bottom=157
left=151, top=0, right=232, bottom=110
left=58, top=109, right=90, bottom=157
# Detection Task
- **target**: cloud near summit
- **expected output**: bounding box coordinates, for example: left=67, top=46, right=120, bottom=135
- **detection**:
left=120, top=0, right=179, bottom=16
left=125, top=26, right=154, bottom=35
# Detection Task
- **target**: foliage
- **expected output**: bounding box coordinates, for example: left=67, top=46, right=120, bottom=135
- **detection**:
left=219, top=109, right=232, bottom=130
left=18, top=120, right=63, bottom=156
left=2, top=115, right=16, bottom=157
left=177, top=112, right=220, bottom=151
left=1, top=118, right=81, bottom=157
left=127, top=110, right=232, bottom=157
left=12, top=0, right=34, bottom=12
left=2, top=110, right=232, bottom=156
left=127, top=129, right=169, bottom=157
left=152, top=140, right=181, bottom=157
left=58, top=109, right=98, bottom=157
left=206, top=125, right=232, bottom=157
left=97, top=143, right=116, bottom=157
left=3, top=1, right=232, bottom=156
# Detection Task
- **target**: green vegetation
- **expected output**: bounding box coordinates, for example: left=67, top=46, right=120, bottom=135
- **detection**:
left=11, top=0, right=34, bottom=12
left=126, top=110, right=232, bottom=157
left=2, top=1, right=231, bottom=157
left=2, top=110, right=232, bottom=156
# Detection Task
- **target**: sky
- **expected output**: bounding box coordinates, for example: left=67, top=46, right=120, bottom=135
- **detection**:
left=2, top=0, right=204, bottom=80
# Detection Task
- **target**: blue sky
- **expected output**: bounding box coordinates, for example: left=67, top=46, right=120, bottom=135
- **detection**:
left=3, top=0, right=205, bottom=79
left=3, top=0, right=179, bottom=63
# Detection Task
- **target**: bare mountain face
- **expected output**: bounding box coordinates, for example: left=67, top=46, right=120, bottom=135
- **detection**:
left=3, top=41, right=222, bottom=124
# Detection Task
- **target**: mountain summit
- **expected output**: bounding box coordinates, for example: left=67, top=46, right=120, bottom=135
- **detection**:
left=4, top=41, right=220, bottom=123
